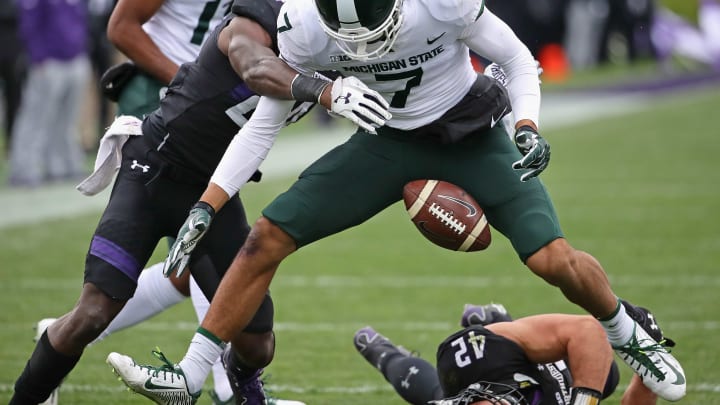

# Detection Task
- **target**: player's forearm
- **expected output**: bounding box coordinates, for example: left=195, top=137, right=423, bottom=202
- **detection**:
left=107, top=22, right=178, bottom=83
left=238, top=53, right=298, bottom=100
left=200, top=183, right=231, bottom=213
left=209, top=97, right=293, bottom=199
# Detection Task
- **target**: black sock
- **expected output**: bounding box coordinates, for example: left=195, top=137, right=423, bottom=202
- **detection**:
left=384, top=355, right=444, bottom=405
left=10, top=331, right=81, bottom=405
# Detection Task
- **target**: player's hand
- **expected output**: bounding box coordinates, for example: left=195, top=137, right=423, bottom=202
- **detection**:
left=163, top=202, right=215, bottom=278
left=512, top=126, right=550, bottom=182
left=329, top=76, right=391, bottom=133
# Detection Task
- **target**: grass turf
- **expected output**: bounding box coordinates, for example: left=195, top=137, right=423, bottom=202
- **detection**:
left=1, top=86, right=719, bottom=404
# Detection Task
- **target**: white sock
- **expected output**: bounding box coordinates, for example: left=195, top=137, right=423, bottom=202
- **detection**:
left=179, top=331, right=225, bottom=394
left=211, top=359, right=234, bottom=401
left=92, top=262, right=186, bottom=344
left=599, top=300, right=636, bottom=347
left=188, top=279, right=233, bottom=400
left=189, top=277, right=210, bottom=323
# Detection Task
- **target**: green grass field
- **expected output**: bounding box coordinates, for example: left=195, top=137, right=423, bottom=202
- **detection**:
left=1, top=86, right=719, bottom=404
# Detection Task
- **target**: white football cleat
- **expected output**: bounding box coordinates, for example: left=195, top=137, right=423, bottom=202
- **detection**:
left=614, top=322, right=686, bottom=401
left=107, top=351, right=200, bottom=405
left=35, top=318, right=60, bottom=405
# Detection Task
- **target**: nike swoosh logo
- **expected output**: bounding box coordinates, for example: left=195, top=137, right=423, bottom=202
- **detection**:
left=438, top=195, right=478, bottom=217
left=144, top=378, right=178, bottom=391
left=662, top=357, right=686, bottom=386
left=417, top=221, right=455, bottom=242
left=427, top=32, right=446, bottom=45
left=490, top=107, right=508, bottom=128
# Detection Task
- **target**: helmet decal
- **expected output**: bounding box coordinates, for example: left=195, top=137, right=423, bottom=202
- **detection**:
left=314, top=0, right=404, bottom=61
left=337, top=0, right=361, bottom=28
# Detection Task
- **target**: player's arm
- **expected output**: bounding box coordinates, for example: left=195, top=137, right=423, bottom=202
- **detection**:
left=208, top=95, right=294, bottom=211
left=163, top=96, right=294, bottom=277
left=217, top=15, right=389, bottom=120
left=461, top=9, right=549, bottom=181
left=460, top=9, right=540, bottom=130
left=107, top=0, right=179, bottom=84
left=487, top=314, right=613, bottom=396
left=218, top=16, right=301, bottom=101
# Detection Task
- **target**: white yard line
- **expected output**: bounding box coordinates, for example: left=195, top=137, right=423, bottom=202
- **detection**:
left=8, top=274, right=720, bottom=289
left=1, top=381, right=719, bottom=395
left=0, top=92, right=654, bottom=230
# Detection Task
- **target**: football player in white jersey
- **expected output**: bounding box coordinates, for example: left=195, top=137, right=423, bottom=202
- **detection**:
left=106, top=0, right=232, bottom=116
left=113, top=0, right=686, bottom=403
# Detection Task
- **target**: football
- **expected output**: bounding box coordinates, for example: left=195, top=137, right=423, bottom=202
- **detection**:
left=403, top=179, right=491, bottom=252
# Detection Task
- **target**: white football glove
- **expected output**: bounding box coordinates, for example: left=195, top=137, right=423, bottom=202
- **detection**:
left=329, top=76, right=391, bottom=133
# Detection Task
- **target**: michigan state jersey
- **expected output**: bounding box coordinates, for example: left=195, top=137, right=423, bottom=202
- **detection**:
left=142, top=0, right=313, bottom=178
left=277, top=0, right=484, bottom=130
left=436, top=325, right=573, bottom=404
left=143, top=0, right=233, bottom=65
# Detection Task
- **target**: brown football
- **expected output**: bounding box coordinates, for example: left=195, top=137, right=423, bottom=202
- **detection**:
left=403, top=180, right=491, bottom=252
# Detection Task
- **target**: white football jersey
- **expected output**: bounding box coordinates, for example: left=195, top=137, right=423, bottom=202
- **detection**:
left=143, top=0, right=233, bottom=65
left=279, top=0, right=484, bottom=130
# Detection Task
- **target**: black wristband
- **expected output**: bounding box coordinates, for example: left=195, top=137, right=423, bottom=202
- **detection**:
left=290, top=74, right=330, bottom=103
left=192, top=201, right=216, bottom=218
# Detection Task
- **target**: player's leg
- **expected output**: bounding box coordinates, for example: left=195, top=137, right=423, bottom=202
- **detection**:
left=11, top=138, right=167, bottom=404
left=11, top=283, right=126, bottom=404
left=110, top=131, right=410, bottom=396
left=444, top=124, right=685, bottom=401
left=92, top=262, right=187, bottom=343
left=108, top=195, right=278, bottom=403
left=192, top=199, right=277, bottom=400
left=354, top=327, right=444, bottom=404
left=187, top=276, right=236, bottom=403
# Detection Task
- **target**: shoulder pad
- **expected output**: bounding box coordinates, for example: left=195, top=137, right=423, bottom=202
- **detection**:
left=421, top=0, right=485, bottom=25
left=231, top=0, right=284, bottom=52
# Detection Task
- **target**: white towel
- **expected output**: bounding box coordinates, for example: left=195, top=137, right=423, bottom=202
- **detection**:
left=76, top=115, right=143, bottom=196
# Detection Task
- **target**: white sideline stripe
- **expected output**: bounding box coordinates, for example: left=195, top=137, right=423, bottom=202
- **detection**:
left=7, top=274, right=720, bottom=289
left=0, top=92, right=654, bottom=230
left=1, top=382, right=719, bottom=394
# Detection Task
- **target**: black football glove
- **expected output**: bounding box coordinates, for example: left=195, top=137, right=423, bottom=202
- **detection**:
left=100, top=61, right=138, bottom=102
